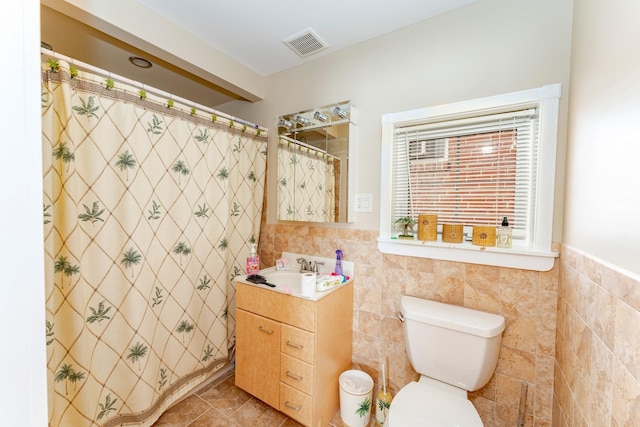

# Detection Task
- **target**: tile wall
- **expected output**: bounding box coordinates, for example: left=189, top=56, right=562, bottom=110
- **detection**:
left=258, top=224, right=559, bottom=427
left=553, top=245, right=640, bottom=427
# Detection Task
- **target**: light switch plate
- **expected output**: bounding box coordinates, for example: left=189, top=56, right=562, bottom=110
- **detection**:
left=355, top=193, right=373, bottom=212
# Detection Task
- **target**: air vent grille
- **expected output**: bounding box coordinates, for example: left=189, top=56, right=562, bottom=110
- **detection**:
left=283, top=28, right=329, bottom=58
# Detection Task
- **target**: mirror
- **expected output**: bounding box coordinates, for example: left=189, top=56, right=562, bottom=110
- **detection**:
left=277, top=101, right=356, bottom=223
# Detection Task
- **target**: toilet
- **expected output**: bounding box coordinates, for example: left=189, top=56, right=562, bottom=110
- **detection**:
left=384, top=295, right=505, bottom=427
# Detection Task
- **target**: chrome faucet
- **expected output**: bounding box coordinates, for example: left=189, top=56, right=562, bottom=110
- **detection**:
left=296, top=257, right=312, bottom=273
left=312, top=261, right=324, bottom=273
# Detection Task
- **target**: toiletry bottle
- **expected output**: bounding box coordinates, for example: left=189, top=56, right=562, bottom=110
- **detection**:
left=497, top=216, right=512, bottom=248
left=334, top=249, right=343, bottom=276
left=246, top=244, right=260, bottom=275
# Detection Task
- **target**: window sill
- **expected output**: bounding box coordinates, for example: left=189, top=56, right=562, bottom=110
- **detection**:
left=377, top=237, right=558, bottom=271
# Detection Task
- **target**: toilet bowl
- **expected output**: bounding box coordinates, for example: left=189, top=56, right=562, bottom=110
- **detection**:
left=384, top=379, right=482, bottom=426
left=384, top=296, right=505, bottom=427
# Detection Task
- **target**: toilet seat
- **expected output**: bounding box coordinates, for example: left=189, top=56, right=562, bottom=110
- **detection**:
left=385, top=381, right=483, bottom=427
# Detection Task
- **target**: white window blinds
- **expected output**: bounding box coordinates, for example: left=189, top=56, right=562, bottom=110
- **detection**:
left=391, top=108, right=539, bottom=241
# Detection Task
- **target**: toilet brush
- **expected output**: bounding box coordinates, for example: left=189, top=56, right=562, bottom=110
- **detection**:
left=375, top=362, right=393, bottom=426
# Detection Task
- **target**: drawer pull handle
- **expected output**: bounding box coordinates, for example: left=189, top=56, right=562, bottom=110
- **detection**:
left=286, top=340, right=303, bottom=349
left=258, top=326, right=274, bottom=334
left=286, top=371, right=303, bottom=382
left=284, top=401, right=302, bottom=411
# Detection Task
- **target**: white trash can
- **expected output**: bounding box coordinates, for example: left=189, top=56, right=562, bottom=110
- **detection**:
left=339, top=370, right=374, bottom=427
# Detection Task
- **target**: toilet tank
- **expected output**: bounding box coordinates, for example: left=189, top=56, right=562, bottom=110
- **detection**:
left=401, top=296, right=505, bottom=392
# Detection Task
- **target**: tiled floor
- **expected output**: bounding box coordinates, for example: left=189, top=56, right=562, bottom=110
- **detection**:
left=152, top=371, right=378, bottom=427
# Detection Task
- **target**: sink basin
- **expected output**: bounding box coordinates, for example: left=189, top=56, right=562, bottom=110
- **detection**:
left=235, top=252, right=355, bottom=300
left=261, top=269, right=305, bottom=294
left=238, top=268, right=306, bottom=296
left=237, top=268, right=345, bottom=300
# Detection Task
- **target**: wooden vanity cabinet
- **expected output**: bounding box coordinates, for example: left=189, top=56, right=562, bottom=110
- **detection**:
left=235, top=281, right=353, bottom=427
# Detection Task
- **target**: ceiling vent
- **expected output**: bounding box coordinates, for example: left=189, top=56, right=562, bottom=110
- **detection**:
left=283, top=27, right=329, bottom=58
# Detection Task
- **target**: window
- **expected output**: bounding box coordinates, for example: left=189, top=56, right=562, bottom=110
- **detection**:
left=393, top=109, right=537, bottom=242
left=408, top=138, right=448, bottom=162
left=379, top=84, right=561, bottom=271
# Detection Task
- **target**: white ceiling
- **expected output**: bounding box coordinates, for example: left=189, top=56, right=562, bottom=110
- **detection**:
left=136, top=0, right=478, bottom=76
left=41, top=0, right=478, bottom=107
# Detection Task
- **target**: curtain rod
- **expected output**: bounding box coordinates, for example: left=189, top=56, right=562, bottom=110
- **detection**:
left=40, top=48, right=267, bottom=132
left=278, top=134, right=339, bottom=161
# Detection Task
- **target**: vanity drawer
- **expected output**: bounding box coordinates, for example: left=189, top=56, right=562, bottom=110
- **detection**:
left=237, top=282, right=315, bottom=331
left=281, top=324, right=315, bottom=364
left=281, top=353, right=314, bottom=395
left=280, top=383, right=312, bottom=426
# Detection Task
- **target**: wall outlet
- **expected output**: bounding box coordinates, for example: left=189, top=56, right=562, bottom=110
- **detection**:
left=355, top=193, right=373, bottom=212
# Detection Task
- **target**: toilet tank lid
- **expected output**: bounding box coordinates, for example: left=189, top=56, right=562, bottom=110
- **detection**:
left=401, top=296, right=505, bottom=338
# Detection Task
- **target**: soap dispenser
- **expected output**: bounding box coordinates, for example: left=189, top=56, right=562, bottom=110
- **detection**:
left=246, top=244, right=260, bottom=275
left=497, top=216, right=512, bottom=248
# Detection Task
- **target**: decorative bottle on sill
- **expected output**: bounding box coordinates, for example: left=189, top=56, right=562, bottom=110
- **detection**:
left=497, top=216, right=512, bottom=248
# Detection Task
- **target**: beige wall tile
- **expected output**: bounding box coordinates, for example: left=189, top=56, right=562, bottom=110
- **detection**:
left=406, top=256, right=434, bottom=273
left=573, top=406, right=588, bottom=427
left=554, top=363, right=573, bottom=426
left=612, top=360, right=640, bottom=427
left=495, top=373, right=534, bottom=426
left=433, top=275, right=464, bottom=305
left=466, top=264, right=500, bottom=286
left=356, top=287, right=381, bottom=314
left=614, top=299, right=640, bottom=383
left=405, top=271, right=436, bottom=300
left=502, top=316, right=538, bottom=353
left=433, top=259, right=465, bottom=277
left=382, top=267, right=407, bottom=295
left=536, top=355, right=555, bottom=388
left=540, top=263, right=560, bottom=292
left=380, top=291, right=402, bottom=319
left=575, top=274, right=595, bottom=327
left=497, top=347, right=536, bottom=383
left=576, top=253, right=603, bottom=285
left=464, top=281, right=501, bottom=313
left=602, top=265, right=640, bottom=312
left=538, top=320, right=556, bottom=356
left=589, top=335, right=613, bottom=427
left=358, top=310, right=381, bottom=337
left=592, top=284, right=616, bottom=350
left=499, top=284, right=538, bottom=319
left=554, top=244, right=640, bottom=427
left=472, top=373, right=497, bottom=401
left=536, top=383, right=553, bottom=421
left=572, top=353, right=592, bottom=421
left=469, top=394, right=497, bottom=427
left=500, top=267, right=539, bottom=291
left=537, top=290, right=558, bottom=325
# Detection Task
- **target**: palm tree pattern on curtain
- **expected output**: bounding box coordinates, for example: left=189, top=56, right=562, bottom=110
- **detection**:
left=41, top=59, right=267, bottom=427
left=277, top=140, right=336, bottom=222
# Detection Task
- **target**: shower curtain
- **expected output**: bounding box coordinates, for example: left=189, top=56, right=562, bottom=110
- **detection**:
left=41, top=58, right=267, bottom=426
left=277, top=138, right=337, bottom=222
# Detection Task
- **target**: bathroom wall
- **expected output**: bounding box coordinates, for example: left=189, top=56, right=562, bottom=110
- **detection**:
left=554, top=245, right=640, bottom=426
left=221, top=0, right=574, bottom=241
left=554, top=0, right=640, bottom=425
left=259, top=225, right=559, bottom=427
left=562, top=0, right=640, bottom=277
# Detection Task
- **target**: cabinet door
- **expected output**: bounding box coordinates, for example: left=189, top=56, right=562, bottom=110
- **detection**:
left=235, top=309, right=280, bottom=408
